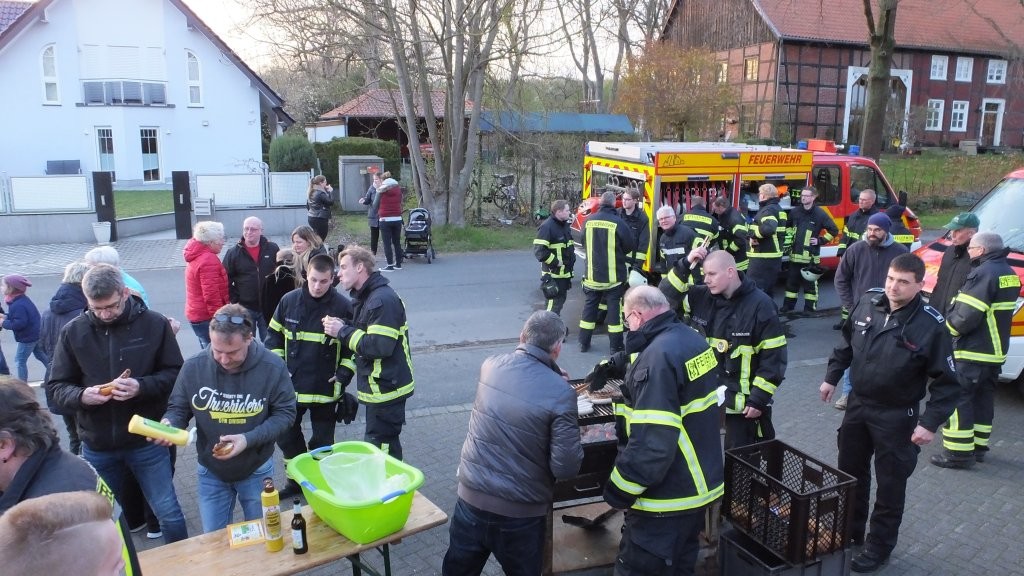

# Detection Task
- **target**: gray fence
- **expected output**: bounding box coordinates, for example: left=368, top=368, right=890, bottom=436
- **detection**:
left=0, top=174, right=93, bottom=214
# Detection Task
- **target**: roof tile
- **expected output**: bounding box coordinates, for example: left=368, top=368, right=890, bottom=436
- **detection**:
left=0, top=1, right=30, bottom=34
left=320, top=88, right=471, bottom=119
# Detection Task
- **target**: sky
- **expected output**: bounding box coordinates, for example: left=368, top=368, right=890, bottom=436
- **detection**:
left=180, top=0, right=270, bottom=69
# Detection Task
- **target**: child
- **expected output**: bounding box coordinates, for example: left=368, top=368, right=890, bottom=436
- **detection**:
left=1, top=274, right=48, bottom=382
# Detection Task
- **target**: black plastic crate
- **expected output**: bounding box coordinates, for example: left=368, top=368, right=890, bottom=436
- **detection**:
left=724, top=439, right=856, bottom=565
left=719, top=529, right=851, bottom=576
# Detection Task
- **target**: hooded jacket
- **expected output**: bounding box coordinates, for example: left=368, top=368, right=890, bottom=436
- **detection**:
left=834, top=234, right=909, bottom=311
left=716, top=205, right=749, bottom=270
left=39, top=283, right=86, bottom=412
left=534, top=214, right=576, bottom=280
left=946, top=247, right=1020, bottom=366
left=222, top=236, right=280, bottom=312
left=749, top=197, right=783, bottom=258
left=47, top=296, right=184, bottom=451
left=164, top=339, right=297, bottom=483
left=837, top=205, right=879, bottom=255
left=184, top=238, right=230, bottom=322
left=2, top=293, right=40, bottom=342
left=617, top=206, right=651, bottom=269
left=789, top=203, right=839, bottom=263
left=456, top=343, right=582, bottom=517
left=928, top=241, right=975, bottom=316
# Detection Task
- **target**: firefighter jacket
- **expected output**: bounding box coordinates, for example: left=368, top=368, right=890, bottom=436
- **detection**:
left=267, top=286, right=355, bottom=404
left=582, top=205, right=635, bottom=290
left=618, top=206, right=651, bottom=270
left=837, top=205, right=878, bottom=255
left=825, top=290, right=960, bottom=432
left=834, top=234, right=908, bottom=311
left=716, top=206, right=749, bottom=270
left=533, top=214, right=576, bottom=280
left=789, top=204, right=839, bottom=264
left=749, top=198, right=783, bottom=259
left=946, top=248, right=1020, bottom=365
left=337, top=272, right=415, bottom=405
left=682, top=207, right=719, bottom=249
left=603, top=311, right=725, bottom=514
left=929, top=242, right=974, bottom=316
left=683, top=276, right=787, bottom=414
left=887, top=206, right=915, bottom=250
left=659, top=222, right=697, bottom=272
left=657, top=224, right=698, bottom=301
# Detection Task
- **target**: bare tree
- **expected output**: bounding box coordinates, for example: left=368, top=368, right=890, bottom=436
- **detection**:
left=859, top=0, right=899, bottom=160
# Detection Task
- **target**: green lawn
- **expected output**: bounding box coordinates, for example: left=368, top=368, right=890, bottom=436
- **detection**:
left=879, top=151, right=1023, bottom=209
left=114, top=190, right=174, bottom=218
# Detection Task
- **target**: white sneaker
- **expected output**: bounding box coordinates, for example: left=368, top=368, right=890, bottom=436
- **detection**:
left=834, top=394, right=848, bottom=410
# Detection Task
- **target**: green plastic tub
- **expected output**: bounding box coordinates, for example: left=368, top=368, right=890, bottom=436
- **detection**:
left=286, top=441, right=425, bottom=544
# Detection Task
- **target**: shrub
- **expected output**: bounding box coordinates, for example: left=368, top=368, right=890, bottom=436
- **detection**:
left=313, top=137, right=402, bottom=186
left=269, top=135, right=317, bottom=172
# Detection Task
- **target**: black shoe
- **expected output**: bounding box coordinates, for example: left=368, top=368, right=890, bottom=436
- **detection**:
left=851, top=549, right=889, bottom=573
left=832, top=320, right=845, bottom=330
left=975, top=449, right=987, bottom=463
left=278, top=480, right=303, bottom=500
left=779, top=306, right=794, bottom=314
left=930, top=452, right=975, bottom=469
left=579, top=342, right=591, bottom=353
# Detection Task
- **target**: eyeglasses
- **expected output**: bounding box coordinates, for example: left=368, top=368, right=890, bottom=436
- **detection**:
left=967, top=245, right=983, bottom=252
left=214, top=314, right=253, bottom=327
left=88, top=295, right=125, bottom=314
left=625, top=310, right=642, bottom=323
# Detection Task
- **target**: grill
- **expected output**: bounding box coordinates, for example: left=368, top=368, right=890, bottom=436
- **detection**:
left=552, top=380, right=622, bottom=501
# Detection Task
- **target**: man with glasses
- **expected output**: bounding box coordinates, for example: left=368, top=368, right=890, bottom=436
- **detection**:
left=158, top=304, right=296, bottom=531
left=655, top=205, right=697, bottom=307
left=834, top=189, right=878, bottom=329
left=267, top=253, right=354, bottom=498
left=222, top=217, right=280, bottom=340
left=47, top=264, right=188, bottom=544
left=780, top=186, right=838, bottom=315
left=927, top=212, right=980, bottom=316
left=617, top=189, right=650, bottom=274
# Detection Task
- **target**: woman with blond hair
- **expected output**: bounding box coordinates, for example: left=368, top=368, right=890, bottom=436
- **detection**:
left=184, top=220, right=229, bottom=348
left=290, top=224, right=327, bottom=282
left=307, top=174, right=334, bottom=242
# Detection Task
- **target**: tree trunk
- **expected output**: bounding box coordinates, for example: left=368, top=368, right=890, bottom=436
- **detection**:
left=860, top=0, right=898, bottom=160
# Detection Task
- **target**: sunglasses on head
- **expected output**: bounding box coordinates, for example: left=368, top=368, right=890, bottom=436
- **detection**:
left=214, top=314, right=252, bottom=327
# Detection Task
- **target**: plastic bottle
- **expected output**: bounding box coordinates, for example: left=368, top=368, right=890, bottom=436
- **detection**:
left=127, top=414, right=190, bottom=446
left=291, top=498, right=308, bottom=555
left=261, top=478, right=284, bottom=552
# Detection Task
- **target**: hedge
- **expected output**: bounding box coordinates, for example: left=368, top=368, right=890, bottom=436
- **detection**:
left=313, top=137, right=402, bottom=186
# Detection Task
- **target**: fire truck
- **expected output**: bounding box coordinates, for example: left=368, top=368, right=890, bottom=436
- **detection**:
left=570, top=140, right=922, bottom=271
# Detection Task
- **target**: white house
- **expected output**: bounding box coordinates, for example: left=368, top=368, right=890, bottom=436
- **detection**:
left=0, top=0, right=292, bottom=186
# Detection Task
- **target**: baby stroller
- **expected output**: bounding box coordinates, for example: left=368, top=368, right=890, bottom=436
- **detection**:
left=403, top=207, right=436, bottom=263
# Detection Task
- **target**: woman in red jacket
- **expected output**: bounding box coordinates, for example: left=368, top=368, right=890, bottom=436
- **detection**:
left=374, top=176, right=404, bottom=270
left=184, top=221, right=229, bottom=348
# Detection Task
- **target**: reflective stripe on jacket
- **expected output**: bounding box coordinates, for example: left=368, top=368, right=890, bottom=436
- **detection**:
left=534, top=215, right=576, bottom=279
left=582, top=205, right=635, bottom=290
left=946, top=248, right=1019, bottom=365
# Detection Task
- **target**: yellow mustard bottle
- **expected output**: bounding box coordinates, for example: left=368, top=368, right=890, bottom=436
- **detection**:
left=262, top=478, right=284, bottom=552
left=127, top=414, right=190, bottom=446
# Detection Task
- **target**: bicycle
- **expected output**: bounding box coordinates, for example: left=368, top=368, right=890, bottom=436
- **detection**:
left=466, top=173, right=521, bottom=218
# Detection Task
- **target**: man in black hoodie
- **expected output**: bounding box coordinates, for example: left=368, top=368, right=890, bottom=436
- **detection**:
left=928, top=212, right=980, bottom=316
left=160, top=304, right=296, bottom=532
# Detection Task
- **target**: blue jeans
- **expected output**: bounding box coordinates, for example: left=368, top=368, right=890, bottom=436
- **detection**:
left=0, top=340, right=9, bottom=375
left=191, top=320, right=212, bottom=348
left=82, top=442, right=188, bottom=543
left=441, top=499, right=545, bottom=576
left=841, top=368, right=852, bottom=396
left=197, top=459, right=273, bottom=533
left=15, top=340, right=48, bottom=382
left=244, top=308, right=269, bottom=342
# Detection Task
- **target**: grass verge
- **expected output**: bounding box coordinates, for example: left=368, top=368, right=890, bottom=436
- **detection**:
left=332, top=212, right=537, bottom=253
left=916, top=208, right=959, bottom=231
left=879, top=151, right=1023, bottom=208
left=114, top=190, right=174, bottom=218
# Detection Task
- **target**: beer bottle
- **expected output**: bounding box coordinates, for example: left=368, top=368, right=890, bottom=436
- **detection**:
left=291, top=498, right=308, bottom=554
left=261, top=478, right=284, bottom=552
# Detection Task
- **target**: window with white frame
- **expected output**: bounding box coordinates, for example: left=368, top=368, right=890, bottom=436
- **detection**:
left=930, top=55, right=948, bottom=80
left=41, top=44, right=60, bottom=104
left=718, top=62, right=728, bottom=84
left=186, top=50, right=202, bottom=106
left=987, top=59, right=1007, bottom=84
left=955, top=57, right=973, bottom=82
left=950, top=101, right=968, bottom=132
left=926, top=99, right=944, bottom=131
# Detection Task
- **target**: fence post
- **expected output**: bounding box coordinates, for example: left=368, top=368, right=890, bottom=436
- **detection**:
left=92, top=171, right=117, bottom=242
left=172, top=171, right=193, bottom=240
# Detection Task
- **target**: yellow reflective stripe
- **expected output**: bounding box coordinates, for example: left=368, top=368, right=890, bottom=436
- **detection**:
left=582, top=279, right=622, bottom=290
left=954, top=350, right=1004, bottom=363
left=677, top=427, right=708, bottom=494
left=684, top=348, right=717, bottom=381
left=269, top=347, right=285, bottom=358
left=632, top=483, right=724, bottom=513
left=608, top=322, right=625, bottom=334
left=293, top=331, right=329, bottom=344
left=683, top=214, right=713, bottom=226
left=752, top=375, right=778, bottom=395
left=347, top=329, right=365, bottom=350
left=610, top=467, right=646, bottom=495
left=630, top=409, right=683, bottom=429
left=953, top=293, right=989, bottom=312
left=667, top=269, right=690, bottom=293
left=681, top=390, right=719, bottom=416
left=357, top=381, right=415, bottom=404
left=268, top=317, right=285, bottom=331
left=367, top=324, right=400, bottom=340
left=579, top=320, right=597, bottom=329
left=975, top=423, right=992, bottom=433
left=754, top=216, right=777, bottom=238
left=533, top=238, right=551, bottom=246
left=340, top=358, right=356, bottom=372
left=757, top=335, right=787, bottom=351
left=946, top=322, right=961, bottom=337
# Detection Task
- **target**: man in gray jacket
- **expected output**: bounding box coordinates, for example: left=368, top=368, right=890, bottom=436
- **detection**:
left=442, top=311, right=583, bottom=575
left=158, top=304, right=296, bottom=533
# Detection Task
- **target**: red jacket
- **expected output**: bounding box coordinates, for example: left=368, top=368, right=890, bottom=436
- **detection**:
left=378, top=185, right=403, bottom=219
left=184, top=238, right=229, bottom=322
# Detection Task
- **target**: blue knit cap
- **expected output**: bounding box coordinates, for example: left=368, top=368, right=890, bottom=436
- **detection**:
left=866, top=212, right=891, bottom=233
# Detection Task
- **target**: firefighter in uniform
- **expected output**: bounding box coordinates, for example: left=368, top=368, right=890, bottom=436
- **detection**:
left=533, top=199, right=576, bottom=315
left=781, top=186, right=838, bottom=314
left=655, top=205, right=698, bottom=301
left=578, top=191, right=635, bottom=354
left=820, top=253, right=960, bottom=572
left=267, top=253, right=355, bottom=498
left=681, top=196, right=718, bottom=250
left=329, top=246, right=415, bottom=460
left=595, top=286, right=724, bottom=575
left=885, top=205, right=915, bottom=251
left=933, top=232, right=1019, bottom=469
left=747, top=184, right=784, bottom=297
left=834, top=189, right=880, bottom=328
left=928, top=212, right=981, bottom=316
left=617, top=188, right=651, bottom=275
left=682, top=249, right=787, bottom=449
left=711, top=195, right=749, bottom=272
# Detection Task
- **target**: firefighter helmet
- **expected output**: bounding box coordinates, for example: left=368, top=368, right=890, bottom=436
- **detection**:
left=801, top=264, right=826, bottom=282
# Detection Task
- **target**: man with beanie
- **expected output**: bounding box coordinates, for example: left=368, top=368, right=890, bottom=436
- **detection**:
left=885, top=205, right=915, bottom=250
left=832, top=213, right=908, bottom=408
left=834, top=190, right=879, bottom=328
left=928, top=212, right=980, bottom=316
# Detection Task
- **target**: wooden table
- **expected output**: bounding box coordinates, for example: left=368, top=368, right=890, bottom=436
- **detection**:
left=139, top=492, right=447, bottom=576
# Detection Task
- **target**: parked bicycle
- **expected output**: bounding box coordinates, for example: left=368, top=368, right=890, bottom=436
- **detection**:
left=466, top=173, right=521, bottom=218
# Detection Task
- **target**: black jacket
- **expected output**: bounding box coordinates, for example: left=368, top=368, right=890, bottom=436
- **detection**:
left=716, top=205, right=749, bottom=269
left=825, top=291, right=959, bottom=431
left=261, top=262, right=298, bottom=320
left=946, top=248, right=1020, bottom=366
left=40, top=283, right=87, bottom=414
left=222, top=236, right=281, bottom=312
left=266, top=285, right=354, bottom=403
left=534, top=215, right=576, bottom=279
left=603, top=311, right=724, bottom=514
left=789, top=204, right=839, bottom=263
left=838, top=205, right=879, bottom=255
left=618, top=206, right=651, bottom=269
left=682, top=207, right=718, bottom=248
left=658, top=222, right=697, bottom=272
left=582, top=205, right=635, bottom=290
left=928, top=241, right=974, bottom=315
left=684, top=277, right=787, bottom=413
left=338, top=273, right=415, bottom=405
left=457, top=344, right=583, bottom=517
left=47, top=296, right=184, bottom=451
left=307, top=188, right=334, bottom=219
left=750, top=198, right=783, bottom=258
left=834, top=235, right=909, bottom=311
